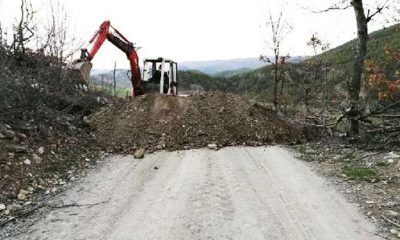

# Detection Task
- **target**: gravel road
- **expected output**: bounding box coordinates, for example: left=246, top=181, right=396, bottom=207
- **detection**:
left=11, top=147, right=381, bottom=240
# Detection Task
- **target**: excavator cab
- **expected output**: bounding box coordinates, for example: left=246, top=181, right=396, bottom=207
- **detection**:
left=68, top=21, right=178, bottom=96
left=143, top=58, right=178, bottom=95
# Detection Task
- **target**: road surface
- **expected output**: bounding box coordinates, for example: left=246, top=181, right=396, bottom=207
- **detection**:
left=13, top=147, right=381, bottom=240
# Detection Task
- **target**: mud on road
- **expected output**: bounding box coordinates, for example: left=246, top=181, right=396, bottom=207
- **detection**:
left=6, top=147, right=381, bottom=240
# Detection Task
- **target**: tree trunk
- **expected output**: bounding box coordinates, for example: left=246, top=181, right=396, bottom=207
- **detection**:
left=17, top=0, right=26, bottom=53
left=280, top=72, right=285, bottom=99
left=305, top=88, right=310, bottom=114
left=349, top=0, right=368, bottom=135
left=273, top=55, right=279, bottom=109
left=324, top=64, right=329, bottom=109
left=113, top=61, right=117, bottom=96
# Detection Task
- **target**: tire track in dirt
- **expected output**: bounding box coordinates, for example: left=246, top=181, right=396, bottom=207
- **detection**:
left=4, top=147, right=382, bottom=240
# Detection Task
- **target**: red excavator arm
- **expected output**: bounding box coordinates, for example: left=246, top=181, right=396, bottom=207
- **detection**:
left=80, top=21, right=142, bottom=96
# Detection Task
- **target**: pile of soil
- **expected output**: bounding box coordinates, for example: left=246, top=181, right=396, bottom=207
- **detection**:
left=0, top=107, right=104, bottom=225
left=0, top=50, right=106, bottom=219
left=0, top=113, right=102, bottom=198
left=91, top=92, right=303, bottom=154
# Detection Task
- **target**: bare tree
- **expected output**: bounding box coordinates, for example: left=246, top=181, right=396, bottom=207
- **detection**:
left=316, top=0, right=397, bottom=135
left=38, top=0, right=77, bottom=61
left=0, top=23, right=5, bottom=47
left=260, top=11, right=292, bottom=110
left=12, top=0, right=36, bottom=53
left=289, top=34, right=330, bottom=114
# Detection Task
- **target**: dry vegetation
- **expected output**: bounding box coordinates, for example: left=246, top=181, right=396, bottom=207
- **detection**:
left=0, top=0, right=109, bottom=224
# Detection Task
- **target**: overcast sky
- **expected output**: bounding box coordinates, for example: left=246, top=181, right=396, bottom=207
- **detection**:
left=0, top=0, right=397, bottom=69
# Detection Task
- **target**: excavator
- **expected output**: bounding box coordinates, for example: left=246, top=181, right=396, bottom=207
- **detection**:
left=69, top=21, right=178, bottom=96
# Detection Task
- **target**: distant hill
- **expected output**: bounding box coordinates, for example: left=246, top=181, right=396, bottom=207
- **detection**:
left=89, top=56, right=304, bottom=88
left=89, top=69, right=131, bottom=88
left=214, top=68, right=252, bottom=78
left=179, top=57, right=306, bottom=76
left=179, top=58, right=265, bottom=75
left=319, top=24, right=400, bottom=66
left=179, top=24, right=400, bottom=100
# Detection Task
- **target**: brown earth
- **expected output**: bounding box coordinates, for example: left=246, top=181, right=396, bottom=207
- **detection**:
left=0, top=116, right=101, bottom=200
left=0, top=51, right=106, bottom=207
left=91, top=92, right=303, bottom=154
left=0, top=113, right=104, bottom=227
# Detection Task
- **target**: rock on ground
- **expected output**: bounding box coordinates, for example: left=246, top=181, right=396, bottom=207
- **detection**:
left=133, top=148, right=145, bottom=159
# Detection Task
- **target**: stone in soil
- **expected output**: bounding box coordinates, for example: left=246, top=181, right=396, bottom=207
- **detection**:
left=9, top=144, right=28, bottom=153
left=38, top=147, right=45, bottom=155
left=6, top=203, right=21, bottom=213
left=1, top=129, right=15, bottom=139
left=207, top=144, right=219, bottom=151
left=134, top=148, right=145, bottom=159
left=32, top=154, right=42, bottom=164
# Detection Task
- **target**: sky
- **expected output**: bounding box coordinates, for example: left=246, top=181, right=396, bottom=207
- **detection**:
left=0, top=0, right=397, bottom=69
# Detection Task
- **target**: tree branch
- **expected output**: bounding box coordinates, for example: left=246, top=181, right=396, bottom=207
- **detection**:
left=366, top=0, right=389, bottom=23
left=382, top=215, right=400, bottom=228
left=0, top=200, right=109, bottom=227
left=312, top=4, right=352, bottom=13
left=307, top=0, right=352, bottom=13
left=358, top=99, right=400, bottom=120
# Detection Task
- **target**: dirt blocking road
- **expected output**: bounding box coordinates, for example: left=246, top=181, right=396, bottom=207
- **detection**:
left=11, top=147, right=382, bottom=240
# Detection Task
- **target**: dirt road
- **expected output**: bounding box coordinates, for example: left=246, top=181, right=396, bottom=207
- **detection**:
left=11, top=147, right=381, bottom=240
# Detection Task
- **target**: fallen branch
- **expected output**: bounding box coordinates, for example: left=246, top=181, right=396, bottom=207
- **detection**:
left=334, top=113, right=346, bottom=128
left=365, top=229, right=391, bottom=240
left=354, top=151, right=385, bottom=161
left=366, top=126, right=400, bottom=134
left=380, top=131, right=400, bottom=149
left=0, top=205, right=44, bottom=227
left=47, top=200, right=109, bottom=209
left=369, top=231, right=391, bottom=240
left=382, top=215, right=400, bottom=228
left=184, top=126, right=192, bottom=138
left=0, top=200, right=109, bottom=228
left=359, top=100, right=400, bottom=121
left=368, top=114, right=400, bottom=119
left=343, top=149, right=357, bottom=159
left=146, top=130, right=161, bottom=136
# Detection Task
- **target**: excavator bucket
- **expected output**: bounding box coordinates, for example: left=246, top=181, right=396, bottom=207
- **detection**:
left=68, top=60, right=93, bottom=84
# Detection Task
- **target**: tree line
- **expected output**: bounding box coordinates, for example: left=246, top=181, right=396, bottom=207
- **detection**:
left=253, top=0, right=400, bottom=145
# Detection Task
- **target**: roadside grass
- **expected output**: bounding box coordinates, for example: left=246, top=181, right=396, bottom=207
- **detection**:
left=343, top=165, right=378, bottom=181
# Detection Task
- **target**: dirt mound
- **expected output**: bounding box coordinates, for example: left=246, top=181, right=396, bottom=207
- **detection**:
left=91, top=93, right=302, bottom=153
left=0, top=51, right=105, bottom=210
